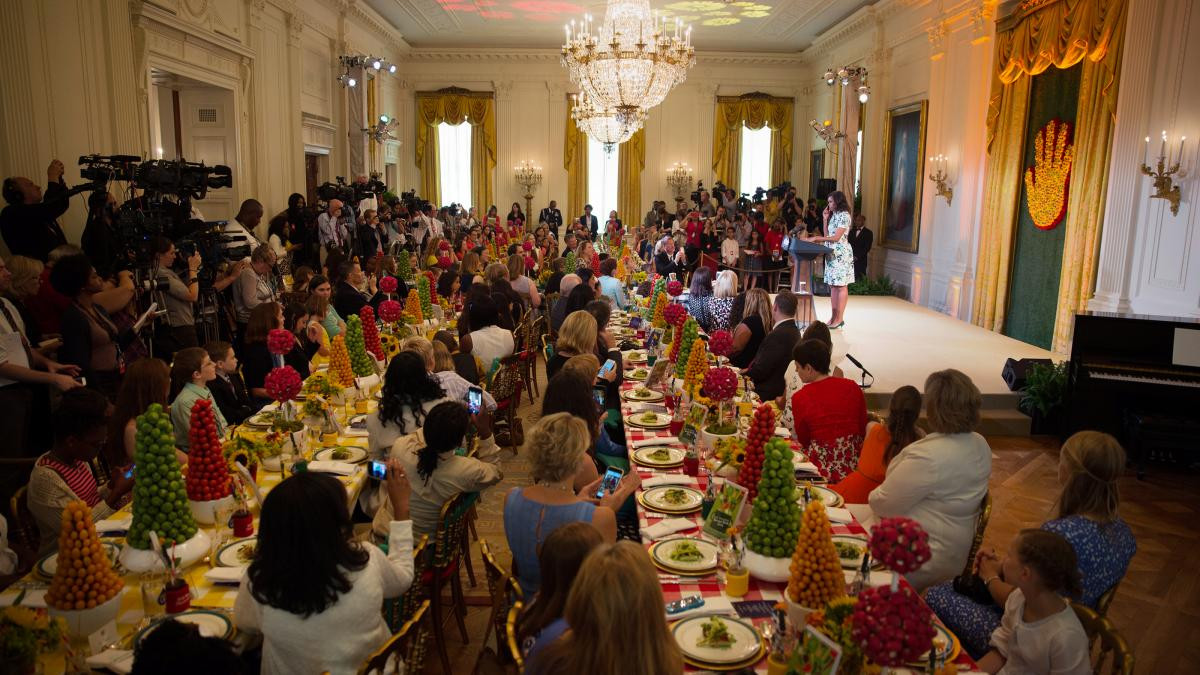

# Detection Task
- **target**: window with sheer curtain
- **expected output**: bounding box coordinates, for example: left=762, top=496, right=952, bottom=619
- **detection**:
left=587, top=137, right=619, bottom=233
left=438, top=122, right=472, bottom=208
left=739, top=125, right=772, bottom=195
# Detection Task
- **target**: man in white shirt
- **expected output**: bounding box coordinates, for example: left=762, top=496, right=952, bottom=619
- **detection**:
left=317, top=199, right=345, bottom=265
left=0, top=257, right=82, bottom=455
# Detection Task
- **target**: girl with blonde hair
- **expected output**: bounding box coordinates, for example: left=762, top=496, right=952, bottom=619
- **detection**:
left=926, top=430, right=1136, bottom=658
left=729, top=287, right=772, bottom=368
left=527, top=541, right=683, bottom=675
left=545, top=310, right=598, bottom=380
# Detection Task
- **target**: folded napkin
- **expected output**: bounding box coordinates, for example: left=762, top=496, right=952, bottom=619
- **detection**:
left=306, top=460, right=357, bottom=476
left=825, top=507, right=854, bottom=524
left=97, top=515, right=133, bottom=535
left=342, top=427, right=369, bottom=437
left=631, top=436, right=679, bottom=449
left=0, top=589, right=21, bottom=607
left=639, top=517, right=697, bottom=540
left=355, top=374, right=381, bottom=390
left=627, top=402, right=667, bottom=413
left=793, top=461, right=820, bottom=474
left=774, top=426, right=791, bottom=437
left=86, top=649, right=135, bottom=675
left=18, top=589, right=47, bottom=608
left=204, top=566, right=246, bottom=585
left=841, top=569, right=893, bottom=588
left=641, top=474, right=697, bottom=488
left=667, top=595, right=734, bottom=621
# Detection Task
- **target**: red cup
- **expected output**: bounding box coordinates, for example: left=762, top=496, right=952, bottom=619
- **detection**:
left=669, top=419, right=684, bottom=436
left=683, top=455, right=700, bottom=477
left=232, top=510, right=254, bottom=537
left=165, top=581, right=191, bottom=614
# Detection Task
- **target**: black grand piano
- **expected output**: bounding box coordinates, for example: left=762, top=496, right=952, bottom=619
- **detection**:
left=1067, top=311, right=1200, bottom=477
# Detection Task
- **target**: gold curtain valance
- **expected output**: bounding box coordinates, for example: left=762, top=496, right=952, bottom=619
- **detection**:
left=712, top=94, right=794, bottom=193
left=414, top=88, right=496, bottom=210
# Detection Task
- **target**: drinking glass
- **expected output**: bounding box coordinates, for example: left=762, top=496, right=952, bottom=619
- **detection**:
left=140, top=572, right=166, bottom=619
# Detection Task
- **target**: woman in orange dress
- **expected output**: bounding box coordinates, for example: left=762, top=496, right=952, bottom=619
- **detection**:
left=832, top=385, right=923, bottom=504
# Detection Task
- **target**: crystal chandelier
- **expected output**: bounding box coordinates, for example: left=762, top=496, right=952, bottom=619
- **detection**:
left=571, top=92, right=645, bottom=153
left=561, top=0, right=695, bottom=128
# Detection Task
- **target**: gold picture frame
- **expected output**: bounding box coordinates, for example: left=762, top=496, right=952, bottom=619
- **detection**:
left=879, top=101, right=928, bottom=253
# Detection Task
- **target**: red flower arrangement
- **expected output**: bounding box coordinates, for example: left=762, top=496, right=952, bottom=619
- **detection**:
left=522, top=240, right=533, bottom=251
left=667, top=279, right=683, bottom=297
left=438, top=255, right=454, bottom=269
left=378, top=299, right=403, bottom=323
left=708, top=329, right=733, bottom=357
left=663, top=302, right=687, bottom=328
left=267, top=329, right=293, bottom=356
left=264, top=366, right=303, bottom=402
left=851, top=584, right=936, bottom=666
left=703, top=366, right=738, bottom=401
left=868, top=517, right=932, bottom=574
left=379, top=276, right=398, bottom=294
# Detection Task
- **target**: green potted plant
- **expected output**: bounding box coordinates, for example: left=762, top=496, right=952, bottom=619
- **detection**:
left=1019, top=361, right=1068, bottom=437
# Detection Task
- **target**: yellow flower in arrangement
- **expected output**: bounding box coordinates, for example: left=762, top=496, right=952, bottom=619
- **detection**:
left=404, top=289, right=424, bottom=323
left=1023, top=119, right=1074, bottom=230
left=378, top=333, right=401, bottom=358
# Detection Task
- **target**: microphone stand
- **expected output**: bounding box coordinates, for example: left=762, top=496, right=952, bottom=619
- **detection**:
left=845, top=353, right=874, bottom=390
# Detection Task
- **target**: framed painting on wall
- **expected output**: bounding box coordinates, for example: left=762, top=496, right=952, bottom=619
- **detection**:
left=808, top=149, right=825, bottom=200
left=879, top=101, right=928, bottom=253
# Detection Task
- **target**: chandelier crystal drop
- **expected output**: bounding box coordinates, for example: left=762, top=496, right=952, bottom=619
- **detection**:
left=561, top=0, right=695, bottom=129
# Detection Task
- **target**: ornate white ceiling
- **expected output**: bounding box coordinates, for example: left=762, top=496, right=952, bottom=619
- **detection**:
left=364, top=0, right=877, bottom=52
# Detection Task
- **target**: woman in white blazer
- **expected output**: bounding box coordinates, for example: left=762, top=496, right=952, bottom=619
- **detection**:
left=868, top=369, right=991, bottom=591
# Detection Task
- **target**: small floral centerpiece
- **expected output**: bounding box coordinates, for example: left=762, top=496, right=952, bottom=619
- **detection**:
left=799, top=596, right=865, bottom=673
left=1, top=606, right=66, bottom=672
left=851, top=518, right=936, bottom=668
left=712, top=435, right=746, bottom=472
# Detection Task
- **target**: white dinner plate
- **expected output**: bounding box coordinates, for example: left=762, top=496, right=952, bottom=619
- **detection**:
left=639, top=486, right=703, bottom=513
left=625, top=411, right=670, bottom=429
left=135, top=610, right=234, bottom=646
left=831, top=534, right=869, bottom=570
left=631, top=446, right=685, bottom=467
left=314, top=445, right=368, bottom=464
left=671, top=615, right=761, bottom=664
left=215, top=537, right=259, bottom=567
left=36, top=542, right=120, bottom=579
left=797, top=484, right=844, bottom=508
left=650, top=536, right=719, bottom=573
left=622, top=387, right=665, bottom=403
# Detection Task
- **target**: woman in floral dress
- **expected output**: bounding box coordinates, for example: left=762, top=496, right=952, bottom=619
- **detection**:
left=809, top=191, right=855, bottom=328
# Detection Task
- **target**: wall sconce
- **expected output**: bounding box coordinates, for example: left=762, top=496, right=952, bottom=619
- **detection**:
left=1141, top=131, right=1184, bottom=216
left=810, top=119, right=845, bottom=145
left=928, top=153, right=953, bottom=205
left=514, top=161, right=543, bottom=225
left=363, top=114, right=398, bottom=144
left=823, top=65, right=869, bottom=102
left=337, top=54, right=398, bottom=87
left=667, top=162, right=693, bottom=201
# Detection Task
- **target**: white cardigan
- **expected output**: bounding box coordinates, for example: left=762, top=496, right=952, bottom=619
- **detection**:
left=868, top=432, right=991, bottom=591
left=234, top=520, right=414, bottom=675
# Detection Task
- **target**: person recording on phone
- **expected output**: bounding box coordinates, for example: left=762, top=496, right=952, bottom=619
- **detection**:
left=1, top=160, right=70, bottom=262
left=149, top=236, right=201, bottom=358
left=51, top=254, right=137, bottom=399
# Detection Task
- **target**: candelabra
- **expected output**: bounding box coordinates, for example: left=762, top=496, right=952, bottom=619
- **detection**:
left=810, top=119, right=845, bottom=145
left=927, top=154, right=954, bottom=205
left=1141, top=131, right=1185, bottom=216
left=514, top=161, right=543, bottom=228
left=666, top=162, right=693, bottom=202
left=337, top=54, right=397, bottom=87
left=823, top=65, right=870, bottom=102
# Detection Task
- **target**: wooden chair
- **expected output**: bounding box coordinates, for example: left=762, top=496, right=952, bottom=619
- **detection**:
left=489, top=355, right=525, bottom=455
left=480, top=539, right=524, bottom=662
left=505, top=600, right=525, bottom=671
left=424, top=492, right=476, bottom=674
left=8, top=486, right=38, bottom=555
left=960, top=491, right=993, bottom=577
left=516, top=314, right=543, bottom=404
left=359, top=600, right=430, bottom=675
left=1070, top=602, right=1134, bottom=675
left=384, top=534, right=429, bottom=634
left=1095, top=578, right=1121, bottom=618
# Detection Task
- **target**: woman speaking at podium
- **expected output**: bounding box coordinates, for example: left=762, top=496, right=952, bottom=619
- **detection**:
left=808, top=191, right=855, bottom=329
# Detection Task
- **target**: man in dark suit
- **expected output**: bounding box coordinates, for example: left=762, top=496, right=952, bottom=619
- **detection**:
left=744, top=291, right=801, bottom=401
left=1, top=160, right=70, bottom=262
left=578, top=204, right=598, bottom=240
left=654, top=236, right=687, bottom=277
left=848, top=214, right=873, bottom=280
left=332, top=260, right=372, bottom=319
left=539, top=200, right=563, bottom=240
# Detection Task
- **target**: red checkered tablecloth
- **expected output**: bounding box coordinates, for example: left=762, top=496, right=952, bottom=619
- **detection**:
left=617, top=372, right=977, bottom=672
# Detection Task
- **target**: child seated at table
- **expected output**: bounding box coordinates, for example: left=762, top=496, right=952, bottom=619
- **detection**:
left=205, top=341, right=254, bottom=426
left=169, top=347, right=228, bottom=452
left=977, top=530, right=1091, bottom=675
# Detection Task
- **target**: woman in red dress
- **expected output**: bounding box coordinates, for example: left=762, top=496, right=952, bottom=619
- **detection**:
left=790, top=338, right=868, bottom=483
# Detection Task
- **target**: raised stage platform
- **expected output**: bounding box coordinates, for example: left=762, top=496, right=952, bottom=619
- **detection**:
left=811, top=296, right=1059, bottom=435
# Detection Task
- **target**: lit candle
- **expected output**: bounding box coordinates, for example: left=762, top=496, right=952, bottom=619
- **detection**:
left=1179, top=136, right=1187, bottom=167
left=1161, top=130, right=1167, bottom=160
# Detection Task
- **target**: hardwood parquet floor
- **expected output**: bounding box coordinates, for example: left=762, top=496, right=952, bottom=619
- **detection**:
left=423, top=382, right=1200, bottom=674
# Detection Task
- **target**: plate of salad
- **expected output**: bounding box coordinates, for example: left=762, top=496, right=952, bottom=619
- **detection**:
left=649, top=537, right=719, bottom=573
left=671, top=615, right=761, bottom=664
left=631, top=445, right=684, bottom=467
left=639, top=486, right=703, bottom=513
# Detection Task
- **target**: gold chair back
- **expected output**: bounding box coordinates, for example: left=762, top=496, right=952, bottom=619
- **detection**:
left=505, top=600, right=525, bottom=670
left=961, top=491, right=992, bottom=577
left=1095, top=579, right=1121, bottom=618
left=359, top=600, right=430, bottom=675
left=432, top=492, right=476, bottom=570
left=8, top=486, right=38, bottom=554
left=1070, top=602, right=1134, bottom=675
left=480, top=539, right=517, bottom=658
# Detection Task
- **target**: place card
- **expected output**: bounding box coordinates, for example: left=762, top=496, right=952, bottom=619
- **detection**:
left=88, top=620, right=119, bottom=655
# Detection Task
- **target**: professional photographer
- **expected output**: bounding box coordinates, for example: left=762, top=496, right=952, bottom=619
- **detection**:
left=697, top=190, right=716, bottom=219
left=81, top=192, right=122, bottom=278
left=51, top=253, right=135, bottom=399
left=1, top=160, right=70, bottom=262
left=317, top=199, right=347, bottom=265
left=280, top=193, right=318, bottom=270
left=233, top=244, right=278, bottom=347
left=149, top=236, right=201, bottom=358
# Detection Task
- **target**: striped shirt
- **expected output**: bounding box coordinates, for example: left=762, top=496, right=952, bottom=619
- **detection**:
left=35, top=455, right=101, bottom=507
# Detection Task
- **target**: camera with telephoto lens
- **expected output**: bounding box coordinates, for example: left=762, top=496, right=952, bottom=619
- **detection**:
left=354, top=172, right=388, bottom=203
left=78, top=154, right=140, bottom=183
left=689, top=180, right=706, bottom=207
left=317, top=177, right=356, bottom=204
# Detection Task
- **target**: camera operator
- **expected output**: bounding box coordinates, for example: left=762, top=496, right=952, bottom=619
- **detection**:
left=781, top=186, right=803, bottom=230
left=1, top=160, right=70, bottom=262
left=80, top=192, right=123, bottom=279
left=697, top=190, right=716, bottom=219
left=233, top=244, right=278, bottom=346
left=279, top=193, right=318, bottom=270
left=148, top=236, right=201, bottom=358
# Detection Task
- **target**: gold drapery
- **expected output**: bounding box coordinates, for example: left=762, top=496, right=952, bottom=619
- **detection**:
left=414, top=88, right=496, bottom=211
left=618, top=128, right=645, bottom=226
left=712, top=94, right=794, bottom=193
left=563, top=103, right=588, bottom=225
left=973, top=0, right=1126, bottom=352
